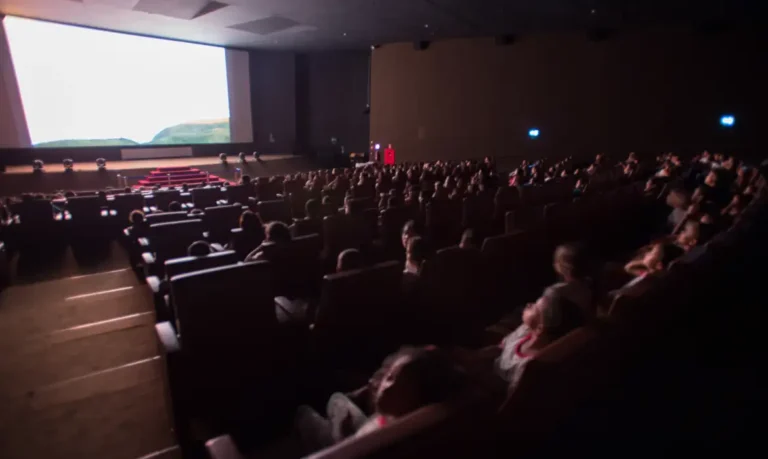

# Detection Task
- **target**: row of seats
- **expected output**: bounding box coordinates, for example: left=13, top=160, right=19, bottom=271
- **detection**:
left=141, top=169, right=656, bottom=457
left=201, top=169, right=767, bottom=459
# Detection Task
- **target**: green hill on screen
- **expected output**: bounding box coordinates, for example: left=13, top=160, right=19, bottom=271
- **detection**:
left=35, top=138, right=140, bottom=148
left=32, top=118, right=231, bottom=148
left=147, top=118, right=231, bottom=145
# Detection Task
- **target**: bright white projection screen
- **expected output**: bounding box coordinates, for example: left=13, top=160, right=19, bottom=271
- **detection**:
left=0, top=16, right=253, bottom=148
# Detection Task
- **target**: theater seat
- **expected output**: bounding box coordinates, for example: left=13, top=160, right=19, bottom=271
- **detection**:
left=258, top=199, right=292, bottom=224
left=225, top=184, right=253, bottom=205
left=160, top=261, right=301, bottom=454
left=145, top=211, right=190, bottom=225
left=193, top=187, right=223, bottom=209
left=146, top=250, right=240, bottom=323
left=151, top=190, right=182, bottom=211
left=419, top=246, right=491, bottom=344
left=258, top=234, right=322, bottom=299
left=312, top=260, right=403, bottom=370
left=141, top=219, right=205, bottom=276
left=66, top=195, right=108, bottom=229
left=323, top=214, right=372, bottom=259
left=111, top=193, right=145, bottom=221
left=203, top=204, right=243, bottom=243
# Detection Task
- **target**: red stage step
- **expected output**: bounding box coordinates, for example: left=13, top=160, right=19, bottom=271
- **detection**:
left=134, top=166, right=232, bottom=189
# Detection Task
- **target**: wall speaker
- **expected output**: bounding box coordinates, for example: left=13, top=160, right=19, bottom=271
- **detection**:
left=495, top=35, right=517, bottom=46
left=413, top=41, right=430, bottom=51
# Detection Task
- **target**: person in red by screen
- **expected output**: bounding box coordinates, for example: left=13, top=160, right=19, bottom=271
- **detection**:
left=384, top=144, right=395, bottom=165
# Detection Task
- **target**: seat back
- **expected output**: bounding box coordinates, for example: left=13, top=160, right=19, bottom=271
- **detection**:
left=149, top=219, right=205, bottom=264
left=257, top=199, right=292, bottom=224
left=66, top=196, right=103, bottom=223
left=146, top=211, right=189, bottom=225
left=259, top=234, right=322, bottom=297
left=380, top=207, right=410, bottom=250
left=420, top=247, right=491, bottom=339
left=225, top=184, right=251, bottom=205
left=152, top=190, right=182, bottom=211
left=291, top=218, right=324, bottom=238
left=230, top=228, right=265, bottom=260
left=16, top=200, right=54, bottom=226
left=314, top=261, right=403, bottom=367
left=203, top=205, right=242, bottom=242
left=111, top=193, right=145, bottom=220
left=172, top=261, right=277, bottom=354
left=425, top=200, right=462, bottom=249
left=481, top=230, right=550, bottom=309
left=164, top=250, right=240, bottom=279
left=192, top=187, right=223, bottom=209
left=323, top=214, right=372, bottom=257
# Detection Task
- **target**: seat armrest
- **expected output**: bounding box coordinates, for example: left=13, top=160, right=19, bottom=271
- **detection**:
left=206, top=435, right=246, bottom=459
left=146, top=275, right=162, bottom=294
left=155, top=322, right=181, bottom=354
left=138, top=237, right=151, bottom=248
left=123, top=227, right=132, bottom=238
left=142, top=252, right=156, bottom=265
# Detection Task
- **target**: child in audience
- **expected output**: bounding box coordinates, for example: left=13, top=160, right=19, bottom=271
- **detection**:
left=127, top=210, right=149, bottom=239
left=245, top=221, right=292, bottom=261
left=337, top=249, right=363, bottom=273
left=401, top=220, right=417, bottom=249
left=494, top=286, right=586, bottom=387
left=551, top=243, right=597, bottom=317
left=295, top=346, right=466, bottom=451
left=623, top=241, right=685, bottom=283
left=459, top=228, right=478, bottom=250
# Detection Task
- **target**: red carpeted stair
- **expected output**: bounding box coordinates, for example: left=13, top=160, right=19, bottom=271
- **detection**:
left=135, top=167, right=231, bottom=189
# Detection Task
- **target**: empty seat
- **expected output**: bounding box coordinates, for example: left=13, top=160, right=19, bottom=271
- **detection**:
left=161, top=261, right=299, bottom=450
left=312, top=260, right=403, bottom=369
left=259, top=234, right=322, bottom=298
left=111, top=193, right=145, bottom=220
left=426, top=200, right=462, bottom=249
left=203, top=205, right=243, bottom=243
left=225, top=184, right=253, bottom=205
left=147, top=250, right=240, bottom=323
left=141, top=219, right=206, bottom=276
left=151, top=190, right=182, bottom=211
left=257, top=199, right=292, bottom=224
left=323, top=214, right=372, bottom=258
left=192, top=187, right=223, bottom=209
left=66, top=196, right=105, bottom=225
left=419, top=246, right=492, bottom=344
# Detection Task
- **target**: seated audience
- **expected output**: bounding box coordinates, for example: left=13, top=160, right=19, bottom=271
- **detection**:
left=187, top=240, right=212, bottom=257
left=127, top=210, right=149, bottom=239
left=245, top=221, right=292, bottom=261
left=295, top=346, right=466, bottom=451
left=459, top=228, right=479, bottom=250
left=168, top=201, right=182, bottom=212
left=491, top=286, right=586, bottom=388
left=401, top=220, right=418, bottom=249
left=551, top=243, right=597, bottom=317
left=336, top=248, right=363, bottom=273
left=230, top=210, right=265, bottom=258
left=623, top=241, right=685, bottom=286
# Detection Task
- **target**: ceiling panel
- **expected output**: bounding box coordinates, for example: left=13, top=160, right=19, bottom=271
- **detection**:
left=0, top=0, right=764, bottom=50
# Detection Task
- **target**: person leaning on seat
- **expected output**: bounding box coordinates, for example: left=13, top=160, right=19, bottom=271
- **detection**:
left=294, top=346, right=467, bottom=453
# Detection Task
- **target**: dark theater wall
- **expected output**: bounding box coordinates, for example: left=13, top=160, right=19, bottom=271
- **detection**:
left=370, top=27, right=767, bottom=163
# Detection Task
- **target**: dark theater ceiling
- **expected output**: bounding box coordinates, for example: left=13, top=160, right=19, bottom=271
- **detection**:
left=0, top=0, right=764, bottom=50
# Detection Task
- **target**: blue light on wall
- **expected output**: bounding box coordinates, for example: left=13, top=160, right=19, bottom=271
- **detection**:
left=720, top=115, right=735, bottom=127
left=528, top=128, right=540, bottom=138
